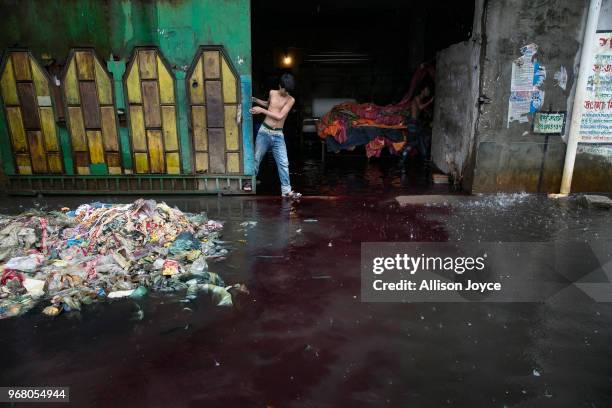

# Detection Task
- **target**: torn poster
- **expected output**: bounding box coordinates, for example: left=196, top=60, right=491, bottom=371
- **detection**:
left=511, top=57, right=535, bottom=91
left=508, top=91, right=532, bottom=123
left=531, top=89, right=545, bottom=111
left=579, top=31, right=612, bottom=143
left=554, top=66, right=567, bottom=90
left=507, top=43, right=546, bottom=127
left=520, top=43, right=538, bottom=60
left=533, top=63, right=546, bottom=88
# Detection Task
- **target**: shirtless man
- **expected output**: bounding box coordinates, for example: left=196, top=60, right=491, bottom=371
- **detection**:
left=247, top=73, right=301, bottom=198
left=411, top=83, right=434, bottom=121
left=405, top=82, right=434, bottom=160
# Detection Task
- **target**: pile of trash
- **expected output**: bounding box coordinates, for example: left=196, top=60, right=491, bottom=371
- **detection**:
left=0, top=199, right=246, bottom=319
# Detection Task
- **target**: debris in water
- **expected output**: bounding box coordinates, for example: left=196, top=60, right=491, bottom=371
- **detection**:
left=132, top=304, right=144, bottom=321
left=0, top=199, right=245, bottom=319
left=108, top=289, right=135, bottom=299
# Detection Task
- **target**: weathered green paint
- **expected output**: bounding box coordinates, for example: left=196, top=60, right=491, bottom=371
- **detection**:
left=174, top=70, right=191, bottom=174
left=0, top=0, right=254, bottom=182
left=0, top=100, right=15, bottom=175
left=241, top=75, right=254, bottom=174
left=106, top=59, right=133, bottom=170
left=107, top=59, right=126, bottom=110
left=90, top=163, right=109, bottom=175
left=118, top=127, right=132, bottom=171
left=58, top=126, right=74, bottom=175
left=0, top=0, right=251, bottom=73
left=153, top=0, right=251, bottom=74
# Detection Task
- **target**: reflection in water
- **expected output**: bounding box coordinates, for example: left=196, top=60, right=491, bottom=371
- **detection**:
left=1, top=186, right=612, bottom=406
left=257, top=143, right=439, bottom=197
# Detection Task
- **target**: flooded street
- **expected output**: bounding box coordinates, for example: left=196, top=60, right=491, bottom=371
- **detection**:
left=2, top=0, right=612, bottom=406
left=0, top=155, right=612, bottom=407
left=1, top=158, right=612, bottom=407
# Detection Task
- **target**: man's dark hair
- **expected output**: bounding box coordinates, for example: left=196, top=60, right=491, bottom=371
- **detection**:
left=279, top=73, right=295, bottom=92
left=416, top=78, right=434, bottom=96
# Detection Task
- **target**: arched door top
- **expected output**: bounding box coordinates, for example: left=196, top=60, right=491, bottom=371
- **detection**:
left=187, top=46, right=242, bottom=175
left=123, top=47, right=180, bottom=174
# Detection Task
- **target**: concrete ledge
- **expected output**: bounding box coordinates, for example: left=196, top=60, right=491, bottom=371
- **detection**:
left=395, top=195, right=465, bottom=206
left=580, top=195, right=612, bottom=209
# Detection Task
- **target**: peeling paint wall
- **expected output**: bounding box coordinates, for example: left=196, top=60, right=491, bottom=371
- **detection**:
left=431, top=0, right=483, bottom=184
left=430, top=42, right=479, bottom=181
left=470, top=0, right=588, bottom=193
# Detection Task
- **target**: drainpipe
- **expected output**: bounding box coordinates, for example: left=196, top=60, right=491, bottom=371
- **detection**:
left=557, top=0, right=602, bottom=195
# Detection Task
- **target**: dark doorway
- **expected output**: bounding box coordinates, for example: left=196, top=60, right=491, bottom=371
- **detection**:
left=251, top=0, right=475, bottom=196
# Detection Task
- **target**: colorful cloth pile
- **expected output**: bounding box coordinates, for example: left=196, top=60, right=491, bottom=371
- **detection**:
left=317, top=63, right=435, bottom=157
left=317, top=102, right=410, bottom=156
left=0, top=199, right=246, bottom=319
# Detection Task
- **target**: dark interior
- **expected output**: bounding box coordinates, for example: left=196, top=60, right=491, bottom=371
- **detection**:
left=250, top=0, right=476, bottom=194
left=252, top=0, right=475, bottom=106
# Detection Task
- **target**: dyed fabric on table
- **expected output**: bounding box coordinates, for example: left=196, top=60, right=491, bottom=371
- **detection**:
left=365, top=136, right=387, bottom=158
left=317, top=63, right=434, bottom=158
left=324, top=127, right=406, bottom=154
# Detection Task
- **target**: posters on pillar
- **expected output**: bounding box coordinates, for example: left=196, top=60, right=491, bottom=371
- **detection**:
left=579, top=31, right=612, bottom=144
left=507, top=43, right=546, bottom=127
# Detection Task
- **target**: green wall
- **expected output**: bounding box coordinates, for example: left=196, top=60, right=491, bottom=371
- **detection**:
left=0, top=0, right=251, bottom=74
left=0, top=0, right=254, bottom=175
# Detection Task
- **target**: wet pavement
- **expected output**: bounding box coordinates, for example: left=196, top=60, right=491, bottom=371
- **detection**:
left=256, top=140, right=449, bottom=196
left=1, top=156, right=612, bottom=407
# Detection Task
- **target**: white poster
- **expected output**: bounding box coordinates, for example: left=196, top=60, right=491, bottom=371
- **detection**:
left=507, top=43, right=546, bottom=127
left=579, top=31, right=612, bottom=143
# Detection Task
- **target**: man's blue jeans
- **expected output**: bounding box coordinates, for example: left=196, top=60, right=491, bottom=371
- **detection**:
left=254, top=125, right=292, bottom=195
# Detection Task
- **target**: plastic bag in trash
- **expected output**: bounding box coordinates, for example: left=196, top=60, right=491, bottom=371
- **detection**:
left=5, top=254, right=45, bottom=272
left=108, top=289, right=135, bottom=299
left=189, top=256, right=208, bottom=274
left=130, top=286, right=148, bottom=298
left=42, top=305, right=61, bottom=317
left=169, top=232, right=201, bottom=255
left=198, top=283, right=248, bottom=307
left=22, top=278, right=45, bottom=298
left=0, top=296, right=36, bottom=319
left=198, top=284, right=233, bottom=306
